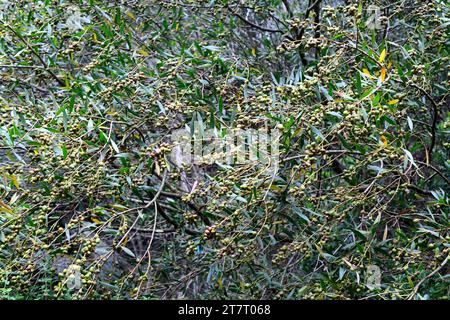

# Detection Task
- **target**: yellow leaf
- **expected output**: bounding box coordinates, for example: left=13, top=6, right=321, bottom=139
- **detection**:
left=138, top=48, right=149, bottom=57
left=362, top=68, right=373, bottom=78
left=65, top=77, right=70, bottom=89
left=126, top=11, right=136, bottom=20
left=378, top=48, right=386, bottom=63
left=10, top=175, right=20, bottom=189
left=175, top=23, right=180, bottom=31
left=0, top=207, right=12, bottom=214
left=387, top=61, right=392, bottom=69
left=380, top=135, right=388, bottom=147
left=123, top=236, right=129, bottom=247
left=251, top=48, right=256, bottom=56
left=380, top=67, right=386, bottom=82
left=91, top=218, right=101, bottom=224
left=407, top=276, right=414, bottom=287
left=0, top=201, right=13, bottom=214
left=388, top=99, right=399, bottom=105
left=293, top=128, right=303, bottom=137
left=92, top=32, right=97, bottom=42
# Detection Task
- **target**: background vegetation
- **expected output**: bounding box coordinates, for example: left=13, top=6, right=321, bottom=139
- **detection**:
left=0, top=0, right=448, bottom=299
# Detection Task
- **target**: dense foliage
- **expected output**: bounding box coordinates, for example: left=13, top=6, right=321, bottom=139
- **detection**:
left=0, top=0, right=448, bottom=300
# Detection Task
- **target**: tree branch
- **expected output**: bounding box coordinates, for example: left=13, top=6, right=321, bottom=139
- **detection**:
left=410, top=84, right=439, bottom=160
left=228, top=5, right=284, bottom=34
left=3, top=24, right=65, bottom=87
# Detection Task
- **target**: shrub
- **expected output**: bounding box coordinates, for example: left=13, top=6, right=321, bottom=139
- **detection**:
left=0, top=0, right=448, bottom=299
